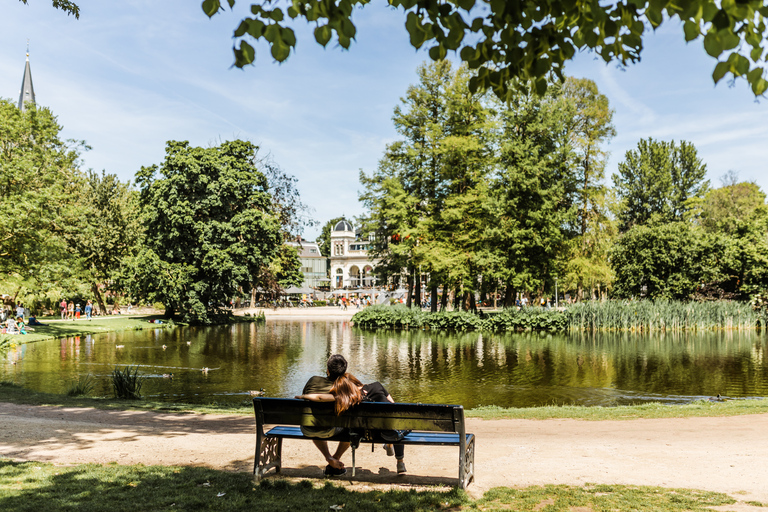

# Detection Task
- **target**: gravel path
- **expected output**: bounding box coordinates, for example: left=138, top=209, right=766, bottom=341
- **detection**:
left=2, top=402, right=767, bottom=506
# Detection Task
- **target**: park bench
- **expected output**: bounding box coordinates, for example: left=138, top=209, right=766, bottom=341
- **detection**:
left=253, top=397, right=475, bottom=489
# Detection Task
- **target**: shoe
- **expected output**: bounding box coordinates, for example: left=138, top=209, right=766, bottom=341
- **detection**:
left=396, top=460, right=407, bottom=474
left=383, top=444, right=395, bottom=457
left=324, top=465, right=347, bottom=477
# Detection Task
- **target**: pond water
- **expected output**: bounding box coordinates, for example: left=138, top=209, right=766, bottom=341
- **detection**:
left=2, top=320, right=767, bottom=408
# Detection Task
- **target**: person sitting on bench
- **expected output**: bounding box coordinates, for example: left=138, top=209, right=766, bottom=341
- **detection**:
left=299, top=370, right=408, bottom=475
left=295, top=354, right=351, bottom=477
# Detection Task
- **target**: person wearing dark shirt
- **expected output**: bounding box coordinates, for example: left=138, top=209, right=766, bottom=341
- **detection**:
left=294, top=354, right=350, bottom=476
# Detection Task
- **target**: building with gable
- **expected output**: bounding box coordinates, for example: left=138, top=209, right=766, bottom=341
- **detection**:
left=329, top=219, right=379, bottom=289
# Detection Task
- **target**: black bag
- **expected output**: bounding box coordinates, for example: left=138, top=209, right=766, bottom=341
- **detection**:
left=380, top=429, right=411, bottom=443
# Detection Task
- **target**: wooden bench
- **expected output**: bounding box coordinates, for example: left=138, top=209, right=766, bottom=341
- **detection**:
left=253, top=397, right=475, bottom=489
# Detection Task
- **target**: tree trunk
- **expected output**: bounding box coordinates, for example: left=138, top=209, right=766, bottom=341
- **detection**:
left=406, top=269, right=413, bottom=308
left=504, top=283, right=515, bottom=308
left=414, top=270, right=422, bottom=307
left=469, top=292, right=477, bottom=313
left=430, top=282, right=439, bottom=312
left=250, top=283, right=257, bottom=308
left=440, top=285, right=448, bottom=311
left=453, top=286, right=462, bottom=311
left=92, top=283, right=107, bottom=315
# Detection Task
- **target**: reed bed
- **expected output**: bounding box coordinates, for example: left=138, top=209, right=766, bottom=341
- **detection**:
left=352, top=300, right=766, bottom=332
left=567, top=300, right=763, bottom=332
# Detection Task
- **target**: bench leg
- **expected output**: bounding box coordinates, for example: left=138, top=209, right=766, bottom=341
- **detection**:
left=351, top=446, right=356, bottom=477
left=459, top=436, right=475, bottom=489
left=254, top=437, right=281, bottom=482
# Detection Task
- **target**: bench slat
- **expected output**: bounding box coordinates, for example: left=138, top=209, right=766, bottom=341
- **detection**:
left=265, top=425, right=473, bottom=446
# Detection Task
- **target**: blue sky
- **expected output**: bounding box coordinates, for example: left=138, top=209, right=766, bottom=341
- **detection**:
left=2, top=1, right=765, bottom=240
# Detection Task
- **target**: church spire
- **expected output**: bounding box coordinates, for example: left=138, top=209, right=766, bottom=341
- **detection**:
left=18, top=42, right=36, bottom=112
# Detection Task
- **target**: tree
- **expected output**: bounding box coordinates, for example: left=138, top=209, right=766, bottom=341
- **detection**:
left=18, top=0, right=79, bottom=18
left=610, top=221, right=719, bottom=300
left=699, top=173, right=767, bottom=234
left=128, top=140, right=284, bottom=324
left=67, top=171, right=141, bottom=314
left=203, top=0, right=768, bottom=98
left=0, top=99, right=86, bottom=291
left=613, top=138, right=709, bottom=232
left=488, top=85, right=578, bottom=306
left=560, top=78, right=617, bottom=300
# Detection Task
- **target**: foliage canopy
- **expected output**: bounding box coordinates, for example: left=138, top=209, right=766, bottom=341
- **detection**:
left=202, top=0, right=768, bottom=98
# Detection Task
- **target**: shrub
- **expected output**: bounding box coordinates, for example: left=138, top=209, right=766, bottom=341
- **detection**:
left=111, top=366, right=145, bottom=399
left=67, top=374, right=95, bottom=397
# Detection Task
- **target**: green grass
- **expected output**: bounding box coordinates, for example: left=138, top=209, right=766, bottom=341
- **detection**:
left=469, top=484, right=735, bottom=511
left=0, top=460, right=743, bottom=512
left=468, top=398, right=768, bottom=420
left=4, top=316, right=174, bottom=345
left=2, top=381, right=768, bottom=421
left=0, top=459, right=468, bottom=512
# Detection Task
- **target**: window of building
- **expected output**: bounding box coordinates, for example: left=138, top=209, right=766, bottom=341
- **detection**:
left=336, top=268, right=343, bottom=274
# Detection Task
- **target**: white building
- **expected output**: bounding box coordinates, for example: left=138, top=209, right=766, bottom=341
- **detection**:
left=329, top=219, right=379, bottom=289
left=286, top=239, right=328, bottom=289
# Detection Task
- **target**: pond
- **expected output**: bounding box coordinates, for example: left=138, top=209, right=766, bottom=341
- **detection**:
left=2, top=320, right=767, bottom=408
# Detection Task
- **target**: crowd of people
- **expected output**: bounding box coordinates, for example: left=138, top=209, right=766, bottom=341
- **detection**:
left=0, top=303, right=33, bottom=335
left=59, top=299, right=94, bottom=320
left=294, top=354, right=407, bottom=476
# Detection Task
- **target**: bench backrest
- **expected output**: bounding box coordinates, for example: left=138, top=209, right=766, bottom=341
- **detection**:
left=254, top=397, right=465, bottom=433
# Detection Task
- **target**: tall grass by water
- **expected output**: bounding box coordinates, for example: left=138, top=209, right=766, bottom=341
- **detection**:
left=352, top=300, right=766, bottom=332
left=567, top=299, right=764, bottom=332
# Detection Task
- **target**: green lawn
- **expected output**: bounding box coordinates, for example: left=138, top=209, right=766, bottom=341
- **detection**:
left=3, top=315, right=172, bottom=345
left=1, top=459, right=749, bottom=512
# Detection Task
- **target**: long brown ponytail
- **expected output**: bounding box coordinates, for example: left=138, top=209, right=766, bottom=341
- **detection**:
left=330, top=373, right=363, bottom=415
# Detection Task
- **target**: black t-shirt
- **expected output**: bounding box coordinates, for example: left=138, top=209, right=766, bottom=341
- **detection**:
left=362, top=381, right=390, bottom=403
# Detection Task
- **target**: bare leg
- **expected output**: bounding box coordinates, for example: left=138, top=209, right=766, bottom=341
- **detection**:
left=331, top=442, right=350, bottom=467
left=312, top=440, right=346, bottom=469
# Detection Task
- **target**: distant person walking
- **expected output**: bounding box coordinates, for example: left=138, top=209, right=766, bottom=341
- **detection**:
left=75, top=303, right=81, bottom=320
left=67, top=301, right=74, bottom=320
left=85, top=300, right=93, bottom=320
left=60, top=299, right=67, bottom=320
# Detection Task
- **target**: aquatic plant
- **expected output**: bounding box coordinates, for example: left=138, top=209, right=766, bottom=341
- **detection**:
left=111, top=365, right=145, bottom=399
left=67, top=374, right=96, bottom=397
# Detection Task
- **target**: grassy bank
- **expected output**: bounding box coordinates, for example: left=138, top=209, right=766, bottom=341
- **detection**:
left=2, top=382, right=767, bottom=421
left=352, top=300, right=768, bottom=332
left=0, top=459, right=747, bottom=512
left=0, top=316, right=173, bottom=346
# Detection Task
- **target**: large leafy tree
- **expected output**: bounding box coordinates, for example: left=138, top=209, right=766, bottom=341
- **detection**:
left=613, top=138, right=709, bottom=232
left=488, top=85, right=578, bottom=306
left=67, top=171, right=141, bottom=314
left=129, top=140, right=284, bottom=324
left=610, top=221, right=719, bottom=300
left=202, top=0, right=768, bottom=97
left=0, top=99, right=86, bottom=300
left=560, top=78, right=617, bottom=300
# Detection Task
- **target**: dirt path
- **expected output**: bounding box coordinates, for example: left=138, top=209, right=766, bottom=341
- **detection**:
left=2, top=402, right=767, bottom=504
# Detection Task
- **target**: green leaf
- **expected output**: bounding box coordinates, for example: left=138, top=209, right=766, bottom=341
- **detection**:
left=646, top=6, right=663, bottom=28
left=750, top=47, right=763, bottom=62
left=683, top=20, right=699, bottom=42
left=233, top=41, right=255, bottom=67
left=428, top=44, right=447, bottom=60
left=747, top=68, right=762, bottom=83
left=269, top=9, right=284, bottom=22
left=720, top=31, right=741, bottom=50
left=711, top=10, right=730, bottom=30
left=315, top=25, right=332, bottom=47
left=202, top=0, right=220, bottom=17
left=264, top=24, right=279, bottom=43
left=406, top=12, right=427, bottom=48
left=246, top=19, right=265, bottom=38
left=234, top=19, right=250, bottom=38
left=751, top=77, right=768, bottom=95
left=729, top=53, right=750, bottom=75
left=703, top=32, right=723, bottom=57
left=712, top=61, right=729, bottom=83
left=282, top=27, right=297, bottom=47
left=271, top=40, right=291, bottom=61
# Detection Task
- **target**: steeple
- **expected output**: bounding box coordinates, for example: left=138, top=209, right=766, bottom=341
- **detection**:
left=18, top=42, right=36, bottom=112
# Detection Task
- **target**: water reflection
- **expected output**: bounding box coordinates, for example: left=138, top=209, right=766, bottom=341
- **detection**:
left=1, top=321, right=766, bottom=408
